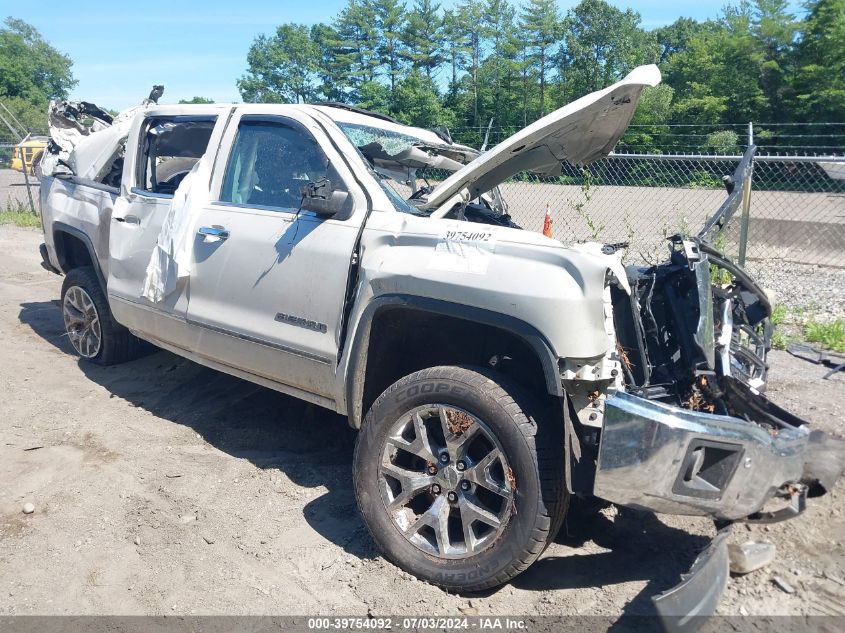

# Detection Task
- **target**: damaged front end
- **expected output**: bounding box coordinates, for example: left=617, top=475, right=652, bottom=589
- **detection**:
left=590, top=146, right=845, bottom=627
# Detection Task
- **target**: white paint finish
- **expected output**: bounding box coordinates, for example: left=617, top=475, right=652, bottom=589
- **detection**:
left=183, top=106, right=369, bottom=400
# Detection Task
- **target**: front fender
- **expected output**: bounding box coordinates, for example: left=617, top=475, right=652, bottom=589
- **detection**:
left=342, top=294, right=564, bottom=427
left=338, top=214, right=619, bottom=425
left=361, top=215, right=613, bottom=356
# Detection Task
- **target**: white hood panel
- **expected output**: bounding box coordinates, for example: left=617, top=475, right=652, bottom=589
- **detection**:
left=422, top=65, right=661, bottom=210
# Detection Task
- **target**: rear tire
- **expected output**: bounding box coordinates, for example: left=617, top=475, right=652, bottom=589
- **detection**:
left=354, top=365, right=567, bottom=592
left=61, top=267, right=141, bottom=365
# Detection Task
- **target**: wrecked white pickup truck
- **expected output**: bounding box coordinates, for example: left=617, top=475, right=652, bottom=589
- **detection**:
left=38, top=65, right=843, bottom=623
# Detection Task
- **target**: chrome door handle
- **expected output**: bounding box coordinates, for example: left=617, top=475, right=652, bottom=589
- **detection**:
left=198, top=225, right=230, bottom=240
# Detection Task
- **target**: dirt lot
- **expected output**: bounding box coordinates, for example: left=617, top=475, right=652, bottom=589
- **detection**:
left=1, top=224, right=844, bottom=620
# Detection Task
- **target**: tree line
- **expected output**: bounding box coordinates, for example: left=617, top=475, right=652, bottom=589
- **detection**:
left=238, top=0, right=845, bottom=149
left=0, top=17, right=75, bottom=137
left=1, top=0, right=842, bottom=151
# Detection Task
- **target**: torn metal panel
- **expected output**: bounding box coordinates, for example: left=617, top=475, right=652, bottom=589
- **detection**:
left=47, top=100, right=113, bottom=152
left=653, top=527, right=731, bottom=633
left=68, top=109, right=140, bottom=183
left=42, top=99, right=144, bottom=183
left=42, top=87, right=168, bottom=182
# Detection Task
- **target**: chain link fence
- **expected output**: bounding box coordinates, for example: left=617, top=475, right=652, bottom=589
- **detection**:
left=439, top=123, right=845, bottom=268
left=0, top=100, right=28, bottom=168
left=476, top=153, right=845, bottom=268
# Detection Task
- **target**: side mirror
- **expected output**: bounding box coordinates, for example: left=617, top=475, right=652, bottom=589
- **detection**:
left=300, top=178, right=350, bottom=218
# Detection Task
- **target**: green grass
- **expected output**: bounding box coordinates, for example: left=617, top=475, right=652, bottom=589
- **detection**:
left=769, top=304, right=797, bottom=350
left=770, top=304, right=787, bottom=326
left=0, top=209, right=41, bottom=228
left=804, top=318, right=845, bottom=353
left=0, top=199, right=41, bottom=228
left=772, top=304, right=845, bottom=353
left=771, top=329, right=792, bottom=350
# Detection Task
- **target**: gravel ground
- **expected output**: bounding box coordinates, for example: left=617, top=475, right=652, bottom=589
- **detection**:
left=1, top=224, right=844, bottom=622
left=745, top=260, right=845, bottom=318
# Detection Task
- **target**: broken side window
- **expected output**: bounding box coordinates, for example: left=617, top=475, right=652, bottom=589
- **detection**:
left=137, top=117, right=216, bottom=195
left=219, top=118, right=338, bottom=211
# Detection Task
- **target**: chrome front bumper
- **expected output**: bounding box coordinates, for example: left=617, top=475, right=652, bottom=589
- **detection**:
left=593, top=391, right=810, bottom=521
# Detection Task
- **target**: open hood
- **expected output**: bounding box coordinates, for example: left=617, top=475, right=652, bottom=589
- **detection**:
left=421, top=65, right=661, bottom=211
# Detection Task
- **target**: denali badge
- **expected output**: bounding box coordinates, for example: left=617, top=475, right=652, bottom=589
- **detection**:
left=274, top=312, right=327, bottom=333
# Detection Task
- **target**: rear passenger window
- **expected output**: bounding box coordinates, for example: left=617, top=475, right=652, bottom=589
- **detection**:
left=137, top=117, right=216, bottom=195
left=220, top=119, right=332, bottom=210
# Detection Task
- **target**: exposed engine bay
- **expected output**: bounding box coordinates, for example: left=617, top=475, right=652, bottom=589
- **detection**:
left=613, top=236, right=776, bottom=415
left=608, top=149, right=784, bottom=419
left=601, top=149, right=840, bottom=502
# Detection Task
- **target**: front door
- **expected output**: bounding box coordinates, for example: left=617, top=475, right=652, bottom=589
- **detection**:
left=185, top=111, right=366, bottom=402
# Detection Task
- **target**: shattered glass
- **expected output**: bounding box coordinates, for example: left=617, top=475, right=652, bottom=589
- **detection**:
left=337, top=122, right=420, bottom=157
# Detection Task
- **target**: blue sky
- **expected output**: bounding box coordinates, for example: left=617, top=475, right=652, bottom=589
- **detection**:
left=11, top=0, right=802, bottom=110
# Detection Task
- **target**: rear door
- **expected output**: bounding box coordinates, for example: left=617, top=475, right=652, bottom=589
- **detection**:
left=108, top=107, right=225, bottom=342
left=184, top=108, right=368, bottom=401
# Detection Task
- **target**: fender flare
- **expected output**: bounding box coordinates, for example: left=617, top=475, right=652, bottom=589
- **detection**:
left=344, top=294, right=563, bottom=428
left=52, top=222, right=107, bottom=293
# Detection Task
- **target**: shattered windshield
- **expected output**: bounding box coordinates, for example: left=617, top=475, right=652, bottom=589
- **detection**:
left=335, top=119, right=507, bottom=221
left=376, top=175, right=425, bottom=216
left=336, top=122, right=421, bottom=156
left=336, top=121, right=426, bottom=215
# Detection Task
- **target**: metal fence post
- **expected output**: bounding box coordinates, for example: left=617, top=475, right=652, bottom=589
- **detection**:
left=737, top=161, right=753, bottom=266
left=20, top=154, right=38, bottom=216
left=747, top=121, right=754, bottom=148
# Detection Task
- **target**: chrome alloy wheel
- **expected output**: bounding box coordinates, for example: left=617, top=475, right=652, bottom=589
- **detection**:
left=62, top=285, right=102, bottom=358
left=378, top=405, right=514, bottom=559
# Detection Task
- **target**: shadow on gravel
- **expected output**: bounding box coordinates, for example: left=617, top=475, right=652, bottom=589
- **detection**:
left=513, top=496, right=712, bottom=617
left=20, top=299, right=711, bottom=610
left=18, top=300, right=375, bottom=562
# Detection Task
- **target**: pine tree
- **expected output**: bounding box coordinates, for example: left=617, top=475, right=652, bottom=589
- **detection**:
left=371, top=0, right=407, bottom=96
left=402, top=0, right=444, bottom=78
left=334, top=0, right=380, bottom=97
left=790, top=0, right=845, bottom=121
left=520, top=0, right=562, bottom=117
left=310, top=23, right=350, bottom=102
left=455, top=0, right=485, bottom=127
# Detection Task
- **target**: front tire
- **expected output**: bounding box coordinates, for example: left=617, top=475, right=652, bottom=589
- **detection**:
left=61, top=267, right=141, bottom=365
left=354, top=365, right=567, bottom=592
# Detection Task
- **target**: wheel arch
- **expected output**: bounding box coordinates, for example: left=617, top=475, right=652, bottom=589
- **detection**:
left=52, top=223, right=106, bottom=292
left=344, top=294, right=562, bottom=429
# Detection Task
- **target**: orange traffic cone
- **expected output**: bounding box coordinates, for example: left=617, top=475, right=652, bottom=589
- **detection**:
left=542, top=204, right=553, bottom=238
